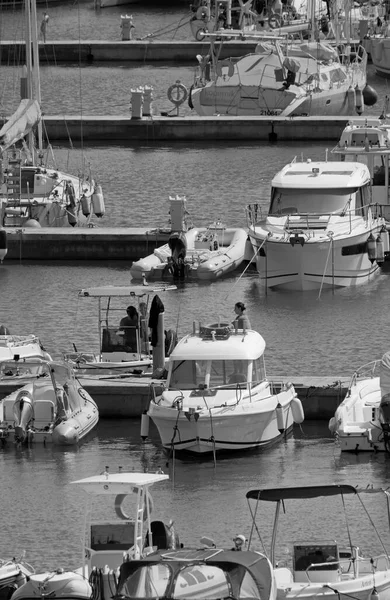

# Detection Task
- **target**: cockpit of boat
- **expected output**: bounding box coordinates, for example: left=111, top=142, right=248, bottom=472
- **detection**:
left=168, top=357, right=266, bottom=391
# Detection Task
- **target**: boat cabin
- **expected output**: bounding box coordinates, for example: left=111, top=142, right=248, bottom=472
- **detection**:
left=293, top=542, right=340, bottom=582
left=166, top=323, right=266, bottom=392
left=332, top=119, right=390, bottom=209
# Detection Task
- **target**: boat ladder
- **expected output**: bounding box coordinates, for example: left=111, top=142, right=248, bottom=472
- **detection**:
left=133, top=486, right=147, bottom=558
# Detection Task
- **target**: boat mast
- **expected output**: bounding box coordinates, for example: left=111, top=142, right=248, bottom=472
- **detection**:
left=26, top=0, right=43, bottom=155
left=25, top=0, right=34, bottom=153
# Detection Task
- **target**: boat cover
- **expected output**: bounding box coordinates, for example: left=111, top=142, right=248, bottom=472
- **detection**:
left=0, top=99, right=40, bottom=152
left=246, top=484, right=357, bottom=501
left=117, top=549, right=273, bottom=600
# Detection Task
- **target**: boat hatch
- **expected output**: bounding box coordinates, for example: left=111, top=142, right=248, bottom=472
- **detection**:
left=293, top=543, right=340, bottom=583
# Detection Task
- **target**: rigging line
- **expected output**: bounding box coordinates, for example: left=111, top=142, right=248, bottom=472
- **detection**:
left=317, top=233, right=333, bottom=300
left=224, top=234, right=267, bottom=299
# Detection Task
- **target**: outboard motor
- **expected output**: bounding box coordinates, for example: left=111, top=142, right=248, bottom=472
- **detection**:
left=13, top=389, right=34, bottom=443
left=168, top=231, right=187, bottom=279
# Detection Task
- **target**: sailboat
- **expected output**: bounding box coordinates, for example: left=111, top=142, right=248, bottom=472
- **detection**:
left=189, top=0, right=375, bottom=117
left=0, top=0, right=105, bottom=229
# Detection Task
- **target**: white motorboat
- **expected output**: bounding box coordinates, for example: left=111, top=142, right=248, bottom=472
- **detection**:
left=0, top=553, right=34, bottom=599
left=145, top=320, right=304, bottom=455
left=328, top=351, right=390, bottom=453
left=0, top=360, right=99, bottom=445
left=246, top=484, right=390, bottom=600
left=11, top=469, right=177, bottom=600
left=0, top=0, right=105, bottom=230
left=130, top=195, right=248, bottom=281
left=332, top=113, right=390, bottom=210
left=64, top=284, right=177, bottom=376
left=189, top=36, right=371, bottom=117
left=365, top=23, right=390, bottom=78
left=0, top=328, right=52, bottom=362
left=246, top=158, right=389, bottom=291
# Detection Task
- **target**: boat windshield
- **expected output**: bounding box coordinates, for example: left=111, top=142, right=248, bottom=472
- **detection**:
left=269, top=187, right=361, bottom=215
left=119, top=563, right=262, bottom=599
left=169, top=359, right=251, bottom=390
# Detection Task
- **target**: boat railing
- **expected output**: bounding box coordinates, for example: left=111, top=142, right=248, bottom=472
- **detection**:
left=347, top=359, right=381, bottom=394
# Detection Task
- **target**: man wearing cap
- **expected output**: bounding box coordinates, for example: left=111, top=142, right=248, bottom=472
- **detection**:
left=231, top=534, right=246, bottom=551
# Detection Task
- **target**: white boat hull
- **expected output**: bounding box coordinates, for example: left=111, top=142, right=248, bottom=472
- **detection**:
left=248, top=226, right=386, bottom=291
left=330, top=376, right=389, bottom=452
left=369, top=37, right=390, bottom=78
left=148, top=387, right=299, bottom=454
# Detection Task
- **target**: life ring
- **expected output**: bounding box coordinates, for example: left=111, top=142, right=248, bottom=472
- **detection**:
left=196, top=5, right=210, bottom=19
left=115, top=489, right=154, bottom=521
left=199, top=323, right=231, bottom=339
left=167, top=81, right=188, bottom=107
left=268, top=11, right=282, bottom=28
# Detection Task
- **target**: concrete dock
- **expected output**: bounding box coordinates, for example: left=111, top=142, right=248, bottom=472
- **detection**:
left=0, top=39, right=364, bottom=64
left=0, top=375, right=349, bottom=419
left=31, top=115, right=352, bottom=142
left=3, top=227, right=171, bottom=260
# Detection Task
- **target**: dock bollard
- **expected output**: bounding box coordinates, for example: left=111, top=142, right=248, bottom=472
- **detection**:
left=130, top=88, right=144, bottom=119
left=143, top=86, right=154, bottom=116
left=120, top=15, right=134, bottom=41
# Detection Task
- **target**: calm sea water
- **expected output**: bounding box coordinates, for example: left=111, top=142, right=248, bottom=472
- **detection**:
left=2, top=0, right=390, bottom=577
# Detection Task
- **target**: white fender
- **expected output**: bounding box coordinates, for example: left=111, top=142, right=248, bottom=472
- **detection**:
left=376, top=233, right=385, bottom=264
left=141, top=410, right=150, bottom=440
left=291, top=396, right=304, bottom=424
left=276, top=402, right=285, bottom=432
left=92, top=185, right=105, bottom=218
left=80, top=195, right=91, bottom=217
left=367, top=233, right=377, bottom=263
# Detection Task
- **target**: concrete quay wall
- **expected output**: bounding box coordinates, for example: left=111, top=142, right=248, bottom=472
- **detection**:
left=42, top=115, right=350, bottom=142
left=0, top=376, right=349, bottom=419
left=4, top=227, right=171, bottom=261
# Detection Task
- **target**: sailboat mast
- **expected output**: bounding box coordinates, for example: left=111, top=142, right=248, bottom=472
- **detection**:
left=25, top=0, right=34, bottom=153
left=30, top=0, right=43, bottom=152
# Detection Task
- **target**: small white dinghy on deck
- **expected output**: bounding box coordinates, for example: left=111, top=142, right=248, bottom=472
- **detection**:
left=130, top=195, right=249, bottom=281
left=0, top=360, right=98, bottom=445
left=329, top=351, right=390, bottom=453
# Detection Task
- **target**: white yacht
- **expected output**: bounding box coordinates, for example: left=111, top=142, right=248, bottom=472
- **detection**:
left=246, top=158, right=389, bottom=290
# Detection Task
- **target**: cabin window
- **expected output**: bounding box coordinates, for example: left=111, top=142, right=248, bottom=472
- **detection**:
left=169, top=360, right=250, bottom=389
left=253, top=356, right=266, bottom=384
left=169, top=360, right=207, bottom=390
left=269, top=187, right=359, bottom=215
left=173, top=565, right=230, bottom=599
left=208, top=360, right=249, bottom=388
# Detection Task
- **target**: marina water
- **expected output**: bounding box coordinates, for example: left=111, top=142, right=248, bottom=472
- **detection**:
left=2, top=0, right=390, bottom=577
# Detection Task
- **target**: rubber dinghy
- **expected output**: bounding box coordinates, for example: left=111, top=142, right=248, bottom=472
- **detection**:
left=0, top=360, right=98, bottom=445
left=131, top=225, right=248, bottom=281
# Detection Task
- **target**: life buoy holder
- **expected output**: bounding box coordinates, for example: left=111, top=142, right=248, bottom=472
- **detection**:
left=268, top=12, right=282, bottom=28
left=115, top=490, right=154, bottom=521
left=167, top=81, right=188, bottom=107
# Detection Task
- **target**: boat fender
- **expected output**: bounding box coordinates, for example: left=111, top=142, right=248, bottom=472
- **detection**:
left=67, top=205, right=77, bottom=227
left=329, top=416, right=337, bottom=433
left=66, top=181, right=77, bottom=207
left=268, top=11, right=282, bottom=28
left=291, top=396, right=304, bottom=424
left=92, top=185, right=105, bottom=218
left=0, top=228, right=7, bottom=263
left=167, top=81, right=188, bottom=107
left=347, top=86, right=356, bottom=113
left=367, top=233, right=377, bottom=263
left=80, top=194, right=91, bottom=217
left=362, top=84, right=378, bottom=107
left=370, top=587, right=379, bottom=600
left=276, top=402, right=285, bottom=433
left=140, top=410, right=150, bottom=440
left=355, top=86, right=364, bottom=115
left=376, top=233, right=385, bottom=265
left=188, top=85, right=194, bottom=110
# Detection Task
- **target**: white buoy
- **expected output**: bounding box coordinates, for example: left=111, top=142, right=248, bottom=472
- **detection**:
left=92, top=185, right=105, bottom=218
left=276, top=402, right=285, bottom=433
left=367, top=233, right=377, bottom=263
left=291, top=396, right=305, bottom=424
left=141, top=410, right=150, bottom=440
left=376, top=233, right=385, bottom=264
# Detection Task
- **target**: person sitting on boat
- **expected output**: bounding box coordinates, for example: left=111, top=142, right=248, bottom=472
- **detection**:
left=119, top=306, right=139, bottom=351
left=231, top=534, right=246, bottom=551
left=232, top=302, right=251, bottom=330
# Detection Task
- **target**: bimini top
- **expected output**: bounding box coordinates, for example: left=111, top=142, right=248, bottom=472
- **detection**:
left=272, top=160, right=370, bottom=190
left=246, top=484, right=358, bottom=501
left=170, top=327, right=266, bottom=362
left=117, top=549, right=273, bottom=600
left=78, top=284, right=176, bottom=298
left=71, top=471, right=169, bottom=495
